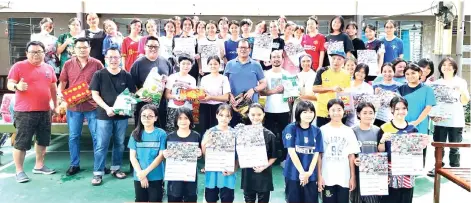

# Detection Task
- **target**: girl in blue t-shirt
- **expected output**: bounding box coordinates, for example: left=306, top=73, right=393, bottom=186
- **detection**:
left=128, top=104, right=167, bottom=203
left=241, top=103, right=278, bottom=203
left=397, top=63, right=436, bottom=167
left=201, top=104, right=237, bottom=203
left=282, top=100, right=323, bottom=203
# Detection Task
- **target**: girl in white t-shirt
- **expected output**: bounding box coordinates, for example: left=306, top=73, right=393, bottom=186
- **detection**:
left=319, top=99, right=360, bottom=203
left=428, top=57, right=470, bottom=176
left=165, top=54, right=197, bottom=132
left=346, top=63, right=374, bottom=127
left=199, top=56, right=231, bottom=135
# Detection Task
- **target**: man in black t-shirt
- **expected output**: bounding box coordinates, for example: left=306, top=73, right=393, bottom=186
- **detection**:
left=130, top=36, right=173, bottom=130
left=89, top=47, right=136, bottom=186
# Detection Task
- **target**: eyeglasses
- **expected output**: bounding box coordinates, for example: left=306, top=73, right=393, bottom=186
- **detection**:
left=27, top=51, right=45, bottom=55
left=141, top=115, right=156, bottom=120
left=238, top=47, right=250, bottom=50
left=146, top=45, right=160, bottom=50
left=106, top=56, right=121, bottom=60
left=75, top=46, right=89, bottom=50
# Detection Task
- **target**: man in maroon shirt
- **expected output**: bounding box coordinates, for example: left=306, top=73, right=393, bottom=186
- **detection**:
left=58, top=37, right=104, bottom=176
left=7, top=41, right=59, bottom=183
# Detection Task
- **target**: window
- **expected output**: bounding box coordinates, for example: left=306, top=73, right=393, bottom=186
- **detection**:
left=8, top=18, right=51, bottom=65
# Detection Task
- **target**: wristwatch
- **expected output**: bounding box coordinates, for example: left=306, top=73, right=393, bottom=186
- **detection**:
left=13, top=84, right=18, bottom=91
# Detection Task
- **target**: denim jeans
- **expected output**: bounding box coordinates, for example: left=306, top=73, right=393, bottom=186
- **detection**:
left=67, top=109, right=98, bottom=167
left=93, top=119, right=128, bottom=175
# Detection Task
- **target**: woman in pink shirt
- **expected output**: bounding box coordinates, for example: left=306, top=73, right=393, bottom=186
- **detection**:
left=199, top=55, right=231, bottom=134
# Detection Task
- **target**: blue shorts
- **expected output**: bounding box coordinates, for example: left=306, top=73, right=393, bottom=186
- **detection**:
left=285, top=179, right=319, bottom=203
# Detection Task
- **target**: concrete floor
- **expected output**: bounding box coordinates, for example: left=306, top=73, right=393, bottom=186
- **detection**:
left=0, top=129, right=470, bottom=203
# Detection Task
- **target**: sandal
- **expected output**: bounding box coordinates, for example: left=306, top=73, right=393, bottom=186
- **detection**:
left=111, top=170, right=127, bottom=179
left=91, top=175, right=102, bottom=186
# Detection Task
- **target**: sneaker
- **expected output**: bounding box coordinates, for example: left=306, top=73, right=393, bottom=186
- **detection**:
left=427, top=169, right=435, bottom=177
left=16, top=172, right=30, bottom=183
left=91, top=175, right=103, bottom=186
left=32, top=166, right=56, bottom=175
left=66, top=166, right=81, bottom=176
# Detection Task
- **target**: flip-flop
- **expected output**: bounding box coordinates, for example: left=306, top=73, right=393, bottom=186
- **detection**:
left=111, top=170, right=127, bottom=179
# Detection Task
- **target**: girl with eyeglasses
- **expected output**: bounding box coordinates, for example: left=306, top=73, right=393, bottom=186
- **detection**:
left=128, top=104, right=167, bottom=202
left=381, top=20, right=404, bottom=63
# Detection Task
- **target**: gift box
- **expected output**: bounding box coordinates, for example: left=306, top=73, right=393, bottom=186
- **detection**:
left=52, top=102, right=67, bottom=123
left=233, top=93, right=252, bottom=118
left=180, top=89, right=205, bottom=100
left=62, top=82, right=92, bottom=107
left=192, top=100, right=200, bottom=124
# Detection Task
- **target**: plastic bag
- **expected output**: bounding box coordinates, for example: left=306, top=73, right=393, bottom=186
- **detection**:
left=136, top=67, right=165, bottom=107
left=113, top=88, right=141, bottom=116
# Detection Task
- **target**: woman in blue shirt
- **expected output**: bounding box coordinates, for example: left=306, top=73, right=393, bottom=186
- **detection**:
left=381, top=20, right=403, bottom=63
left=397, top=63, right=436, bottom=167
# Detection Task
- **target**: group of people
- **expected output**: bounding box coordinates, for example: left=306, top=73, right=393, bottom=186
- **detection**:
left=5, top=12, right=470, bottom=203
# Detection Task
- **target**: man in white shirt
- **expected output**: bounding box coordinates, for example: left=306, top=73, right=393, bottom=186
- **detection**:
left=261, top=50, right=291, bottom=162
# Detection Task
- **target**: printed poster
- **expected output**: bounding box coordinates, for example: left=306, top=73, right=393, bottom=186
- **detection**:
left=358, top=50, right=378, bottom=76
left=252, top=34, right=273, bottom=61
left=359, top=153, right=389, bottom=196
left=282, top=74, right=299, bottom=102
left=164, top=142, right=199, bottom=181
left=199, top=40, right=223, bottom=73
left=234, top=124, right=268, bottom=168
left=429, top=84, right=459, bottom=118
left=204, top=131, right=236, bottom=172
left=353, top=93, right=380, bottom=111
left=173, top=37, right=196, bottom=58
left=391, top=133, right=429, bottom=176
left=375, top=89, right=398, bottom=122
left=284, top=42, right=306, bottom=67
left=336, top=92, right=354, bottom=111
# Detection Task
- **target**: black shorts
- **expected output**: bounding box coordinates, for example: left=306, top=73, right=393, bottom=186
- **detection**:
left=13, top=111, right=51, bottom=150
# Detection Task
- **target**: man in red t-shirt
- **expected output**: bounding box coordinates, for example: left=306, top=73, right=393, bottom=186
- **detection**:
left=7, top=41, right=59, bottom=183
left=58, top=37, right=104, bottom=176
left=301, top=16, right=326, bottom=71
